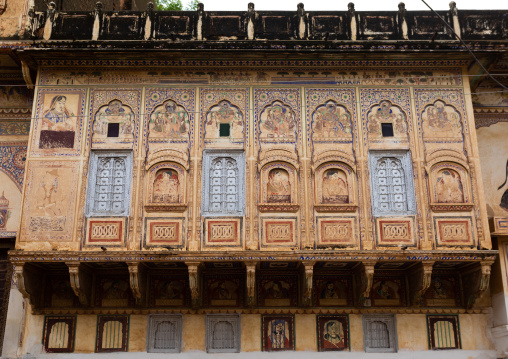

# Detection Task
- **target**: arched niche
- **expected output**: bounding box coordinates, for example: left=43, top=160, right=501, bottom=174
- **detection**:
left=148, top=99, right=190, bottom=142
left=366, top=100, right=409, bottom=146
left=204, top=100, right=244, bottom=148
left=428, top=162, right=472, bottom=212
left=259, top=101, right=297, bottom=142
left=422, top=100, right=463, bottom=140
left=314, top=162, right=358, bottom=213
left=145, top=162, right=187, bottom=212
left=258, top=162, right=299, bottom=212
left=92, top=99, right=135, bottom=149
left=311, top=100, right=352, bottom=142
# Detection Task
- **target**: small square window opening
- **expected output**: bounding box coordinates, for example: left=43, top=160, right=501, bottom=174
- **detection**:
left=381, top=123, right=394, bottom=137
left=107, top=123, right=120, bottom=138
left=219, top=123, right=230, bottom=137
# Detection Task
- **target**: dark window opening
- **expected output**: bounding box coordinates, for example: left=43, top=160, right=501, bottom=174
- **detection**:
left=219, top=123, right=230, bottom=137
left=107, top=123, right=120, bottom=138
left=381, top=123, right=394, bottom=137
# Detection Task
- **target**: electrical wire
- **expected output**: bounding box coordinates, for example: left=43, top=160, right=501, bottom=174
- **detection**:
left=421, top=0, right=508, bottom=92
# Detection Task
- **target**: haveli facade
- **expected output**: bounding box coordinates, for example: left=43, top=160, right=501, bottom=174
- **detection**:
left=0, top=0, right=508, bottom=357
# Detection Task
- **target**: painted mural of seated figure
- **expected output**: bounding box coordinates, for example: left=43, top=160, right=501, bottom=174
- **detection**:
left=261, top=101, right=296, bottom=139
left=313, top=101, right=352, bottom=139
left=267, top=169, right=291, bottom=203
left=151, top=100, right=188, bottom=138
left=153, top=169, right=179, bottom=203
left=40, top=95, right=76, bottom=149
left=322, top=169, right=348, bottom=204
left=436, top=169, right=464, bottom=203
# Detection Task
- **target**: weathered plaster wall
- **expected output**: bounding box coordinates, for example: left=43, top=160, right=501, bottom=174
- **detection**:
left=477, top=122, right=508, bottom=218
left=0, top=0, right=27, bottom=38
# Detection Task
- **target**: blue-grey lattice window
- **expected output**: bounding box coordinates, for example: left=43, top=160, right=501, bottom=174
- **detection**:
left=369, top=150, right=416, bottom=217
left=362, top=314, right=397, bottom=353
left=86, top=151, right=132, bottom=217
left=147, top=315, right=182, bottom=353
left=201, top=150, right=245, bottom=217
left=206, top=314, right=240, bottom=353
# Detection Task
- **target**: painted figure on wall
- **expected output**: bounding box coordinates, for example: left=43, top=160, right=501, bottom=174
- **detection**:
left=50, top=279, right=74, bottom=307
left=94, top=100, right=134, bottom=140
left=155, top=279, right=185, bottom=306
left=371, top=280, right=401, bottom=306
left=435, top=169, right=464, bottom=203
left=312, top=101, right=352, bottom=140
left=40, top=95, right=76, bottom=149
left=101, top=279, right=129, bottom=307
left=422, top=100, right=462, bottom=139
left=323, top=320, right=345, bottom=349
left=149, top=100, right=189, bottom=140
left=268, top=319, right=290, bottom=349
left=316, top=279, right=348, bottom=306
left=267, top=169, right=291, bottom=203
left=260, top=101, right=296, bottom=140
left=153, top=169, right=180, bottom=203
left=0, top=192, right=10, bottom=230
left=205, top=100, right=244, bottom=142
left=37, top=169, right=60, bottom=216
left=322, top=169, right=348, bottom=204
left=209, top=279, right=239, bottom=306
left=425, top=277, right=457, bottom=306
left=497, top=159, right=508, bottom=211
left=367, top=100, right=407, bottom=139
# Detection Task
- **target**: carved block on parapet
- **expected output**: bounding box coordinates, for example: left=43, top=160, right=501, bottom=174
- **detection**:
left=144, top=217, right=185, bottom=249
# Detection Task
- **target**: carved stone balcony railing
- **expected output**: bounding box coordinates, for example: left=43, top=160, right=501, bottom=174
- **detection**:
left=22, top=1, right=508, bottom=46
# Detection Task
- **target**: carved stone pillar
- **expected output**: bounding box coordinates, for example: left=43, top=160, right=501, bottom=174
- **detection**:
left=302, top=261, right=315, bottom=306
left=186, top=261, right=201, bottom=309
left=66, top=262, right=92, bottom=307
left=127, top=262, right=147, bottom=306
left=245, top=262, right=257, bottom=307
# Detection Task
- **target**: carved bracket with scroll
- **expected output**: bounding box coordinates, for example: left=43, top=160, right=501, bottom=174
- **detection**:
left=127, top=262, right=147, bottom=306
left=408, top=261, right=434, bottom=306
left=245, top=262, right=257, bottom=307
left=66, top=262, right=92, bottom=307
left=356, top=261, right=376, bottom=306
left=302, top=261, right=315, bottom=307
left=463, top=260, right=494, bottom=310
left=186, top=261, right=202, bottom=309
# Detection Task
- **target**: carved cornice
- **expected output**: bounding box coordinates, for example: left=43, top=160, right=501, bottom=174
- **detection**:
left=146, top=149, right=189, bottom=170
left=144, top=204, right=188, bottom=213
left=430, top=204, right=474, bottom=212
left=258, top=204, right=300, bottom=213
left=314, top=204, right=358, bottom=213
left=9, top=250, right=498, bottom=263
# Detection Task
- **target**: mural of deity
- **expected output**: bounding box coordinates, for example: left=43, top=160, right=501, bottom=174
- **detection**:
left=39, top=95, right=77, bottom=149
left=267, top=169, right=291, bottom=203
left=312, top=101, right=352, bottom=140
left=152, top=169, right=180, bottom=203
left=367, top=100, right=407, bottom=139
left=498, top=159, right=508, bottom=211
left=260, top=101, right=296, bottom=140
left=322, top=320, right=345, bottom=349
left=322, top=169, right=348, bottom=204
left=93, top=100, right=134, bottom=140
left=435, top=169, right=464, bottom=203
left=205, top=100, right=244, bottom=141
left=422, top=100, right=462, bottom=138
left=149, top=100, right=189, bottom=140
left=267, top=319, right=290, bottom=350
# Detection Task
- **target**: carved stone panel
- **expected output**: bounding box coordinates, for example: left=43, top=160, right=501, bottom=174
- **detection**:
left=201, top=150, right=245, bottom=217
left=375, top=217, right=415, bottom=247
left=85, top=217, right=126, bottom=246
left=369, top=150, right=416, bottom=217
left=434, top=217, right=475, bottom=247
left=144, top=217, right=185, bottom=248
left=203, top=218, right=242, bottom=248
left=316, top=217, right=357, bottom=247
left=86, top=151, right=132, bottom=217
left=261, top=217, right=297, bottom=248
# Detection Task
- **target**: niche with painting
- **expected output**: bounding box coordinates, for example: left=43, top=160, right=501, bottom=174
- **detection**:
left=428, top=162, right=472, bottom=212
left=92, top=99, right=135, bottom=148
left=259, top=162, right=299, bottom=212
left=145, top=162, right=187, bottom=212
left=314, top=163, right=357, bottom=212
